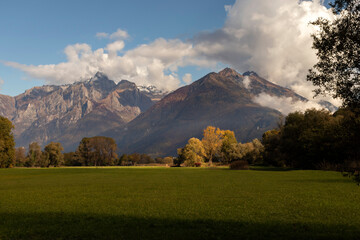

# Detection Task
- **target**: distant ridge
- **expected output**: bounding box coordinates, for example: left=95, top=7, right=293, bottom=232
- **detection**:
left=110, top=68, right=305, bottom=156
left=0, top=68, right=336, bottom=155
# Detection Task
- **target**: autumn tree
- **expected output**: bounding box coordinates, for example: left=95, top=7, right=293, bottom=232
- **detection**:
left=307, top=0, right=360, bottom=108
left=26, top=142, right=42, bottom=167
left=201, top=126, right=224, bottom=165
left=44, top=142, right=64, bottom=167
left=238, top=139, right=264, bottom=165
left=178, top=138, right=205, bottom=167
left=220, top=130, right=239, bottom=164
left=0, top=116, right=15, bottom=168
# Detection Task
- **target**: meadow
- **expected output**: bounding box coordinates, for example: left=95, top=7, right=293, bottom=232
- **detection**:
left=0, top=167, right=360, bottom=239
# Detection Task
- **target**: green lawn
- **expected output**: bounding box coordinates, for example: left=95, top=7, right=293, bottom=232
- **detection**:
left=0, top=167, right=359, bottom=239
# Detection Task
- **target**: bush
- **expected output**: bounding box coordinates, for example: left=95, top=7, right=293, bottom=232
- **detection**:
left=230, top=160, right=249, bottom=170
left=195, top=162, right=202, bottom=167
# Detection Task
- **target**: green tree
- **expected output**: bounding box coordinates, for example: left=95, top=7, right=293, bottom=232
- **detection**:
left=76, top=136, right=118, bottom=166
left=119, top=154, right=130, bottom=166
left=44, top=142, right=64, bottom=167
left=76, top=138, right=91, bottom=166
left=26, top=142, right=42, bottom=167
left=0, top=116, right=15, bottom=168
left=64, top=152, right=81, bottom=166
left=262, top=129, right=283, bottom=166
left=307, top=0, right=360, bottom=108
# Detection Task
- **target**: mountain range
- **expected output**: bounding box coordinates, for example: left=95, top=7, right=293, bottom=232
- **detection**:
left=0, top=68, right=327, bottom=156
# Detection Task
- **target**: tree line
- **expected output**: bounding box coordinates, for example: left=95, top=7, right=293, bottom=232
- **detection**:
left=0, top=122, right=174, bottom=168
left=262, top=108, right=360, bottom=170
left=176, top=126, right=264, bottom=168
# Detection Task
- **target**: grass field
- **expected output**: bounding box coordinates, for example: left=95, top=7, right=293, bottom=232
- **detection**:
left=0, top=167, right=360, bottom=239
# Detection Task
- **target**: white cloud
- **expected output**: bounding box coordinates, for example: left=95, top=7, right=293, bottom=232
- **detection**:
left=5, top=38, right=194, bottom=90
left=193, top=0, right=339, bottom=106
left=96, top=28, right=129, bottom=41
left=110, top=28, right=129, bottom=40
left=3, top=1, right=343, bottom=108
left=96, top=32, right=109, bottom=39
left=182, top=73, right=192, bottom=84
left=106, top=41, right=125, bottom=58
left=243, top=76, right=251, bottom=89
left=253, top=93, right=325, bottom=115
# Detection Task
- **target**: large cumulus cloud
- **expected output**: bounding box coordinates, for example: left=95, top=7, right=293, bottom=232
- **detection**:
left=4, top=1, right=341, bottom=108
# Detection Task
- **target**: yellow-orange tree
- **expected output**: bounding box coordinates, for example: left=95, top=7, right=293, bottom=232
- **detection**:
left=201, top=126, right=224, bottom=165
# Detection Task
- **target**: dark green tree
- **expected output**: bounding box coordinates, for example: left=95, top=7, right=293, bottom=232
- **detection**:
left=44, top=142, right=64, bottom=167
left=76, top=136, right=118, bottom=166
left=0, top=116, right=15, bottom=168
left=307, top=0, right=360, bottom=108
left=262, top=129, right=284, bottom=167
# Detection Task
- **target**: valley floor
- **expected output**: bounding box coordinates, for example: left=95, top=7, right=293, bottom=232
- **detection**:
left=0, top=167, right=359, bottom=239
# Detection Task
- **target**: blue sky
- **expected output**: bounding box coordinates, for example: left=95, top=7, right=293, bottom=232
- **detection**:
left=1, top=0, right=333, bottom=98
left=0, top=0, right=233, bottom=96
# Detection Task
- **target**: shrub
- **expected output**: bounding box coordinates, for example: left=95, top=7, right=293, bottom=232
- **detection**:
left=230, top=160, right=249, bottom=170
left=195, top=162, right=202, bottom=167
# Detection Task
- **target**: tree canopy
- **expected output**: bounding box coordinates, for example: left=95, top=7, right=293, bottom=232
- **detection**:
left=76, top=136, right=118, bottom=166
left=0, top=116, right=15, bottom=168
left=307, top=0, right=360, bottom=108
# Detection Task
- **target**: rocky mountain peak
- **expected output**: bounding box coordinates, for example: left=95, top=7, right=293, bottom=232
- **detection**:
left=218, top=67, right=240, bottom=77
left=243, top=71, right=259, bottom=77
left=117, top=80, right=137, bottom=90
left=91, top=72, right=109, bottom=81
left=85, top=72, right=116, bottom=93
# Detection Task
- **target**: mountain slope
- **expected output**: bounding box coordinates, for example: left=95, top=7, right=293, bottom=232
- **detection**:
left=2, top=72, right=154, bottom=151
left=112, top=68, right=289, bottom=156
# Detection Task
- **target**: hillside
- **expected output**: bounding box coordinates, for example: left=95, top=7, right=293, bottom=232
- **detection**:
left=112, top=68, right=292, bottom=156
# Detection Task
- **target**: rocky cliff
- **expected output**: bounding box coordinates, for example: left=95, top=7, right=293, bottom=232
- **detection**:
left=0, top=72, right=154, bottom=151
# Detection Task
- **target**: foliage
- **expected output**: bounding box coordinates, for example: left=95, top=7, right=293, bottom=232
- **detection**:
left=307, top=0, right=360, bottom=108
left=201, top=126, right=224, bottom=165
left=15, top=147, right=26, bottom=167
left=76, top=136, right=118, bottom=166
left=118, top=153, right=154, bottom=166
left=63, top=152, right=81, bottom=166
left=25, top=142, right=42, bottom=167
left=155, top=156, right=174, bottom=165
left=220, top=130, right=239, bottom=164
left=43, top=142, right=64, bottom=167
left=178, top=126, right=264, bottom=166
left=229, top=160, right=249, bottom=170
left=262, top=129, right=284, bottom=167
left=262, top=108, right=360, bottom=170
left=238, top=139, right=264, bottom=165
left=0, top=116, right=15, bottom=168
left=178, top=138, right=205, bottom=167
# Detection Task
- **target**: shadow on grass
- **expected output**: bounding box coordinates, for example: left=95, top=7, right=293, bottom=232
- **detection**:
left=249, top=166, right=297, bottom=172
left=1, top=212, right=359, bottom=240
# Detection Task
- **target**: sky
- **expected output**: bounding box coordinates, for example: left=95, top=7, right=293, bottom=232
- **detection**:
left=0, top=0, right=339, bottom=112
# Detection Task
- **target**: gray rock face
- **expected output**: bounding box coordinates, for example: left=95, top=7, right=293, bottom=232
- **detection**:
left=0, top=94, right=16, bottom=120
left=0, top=73, right=154, bottom=151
